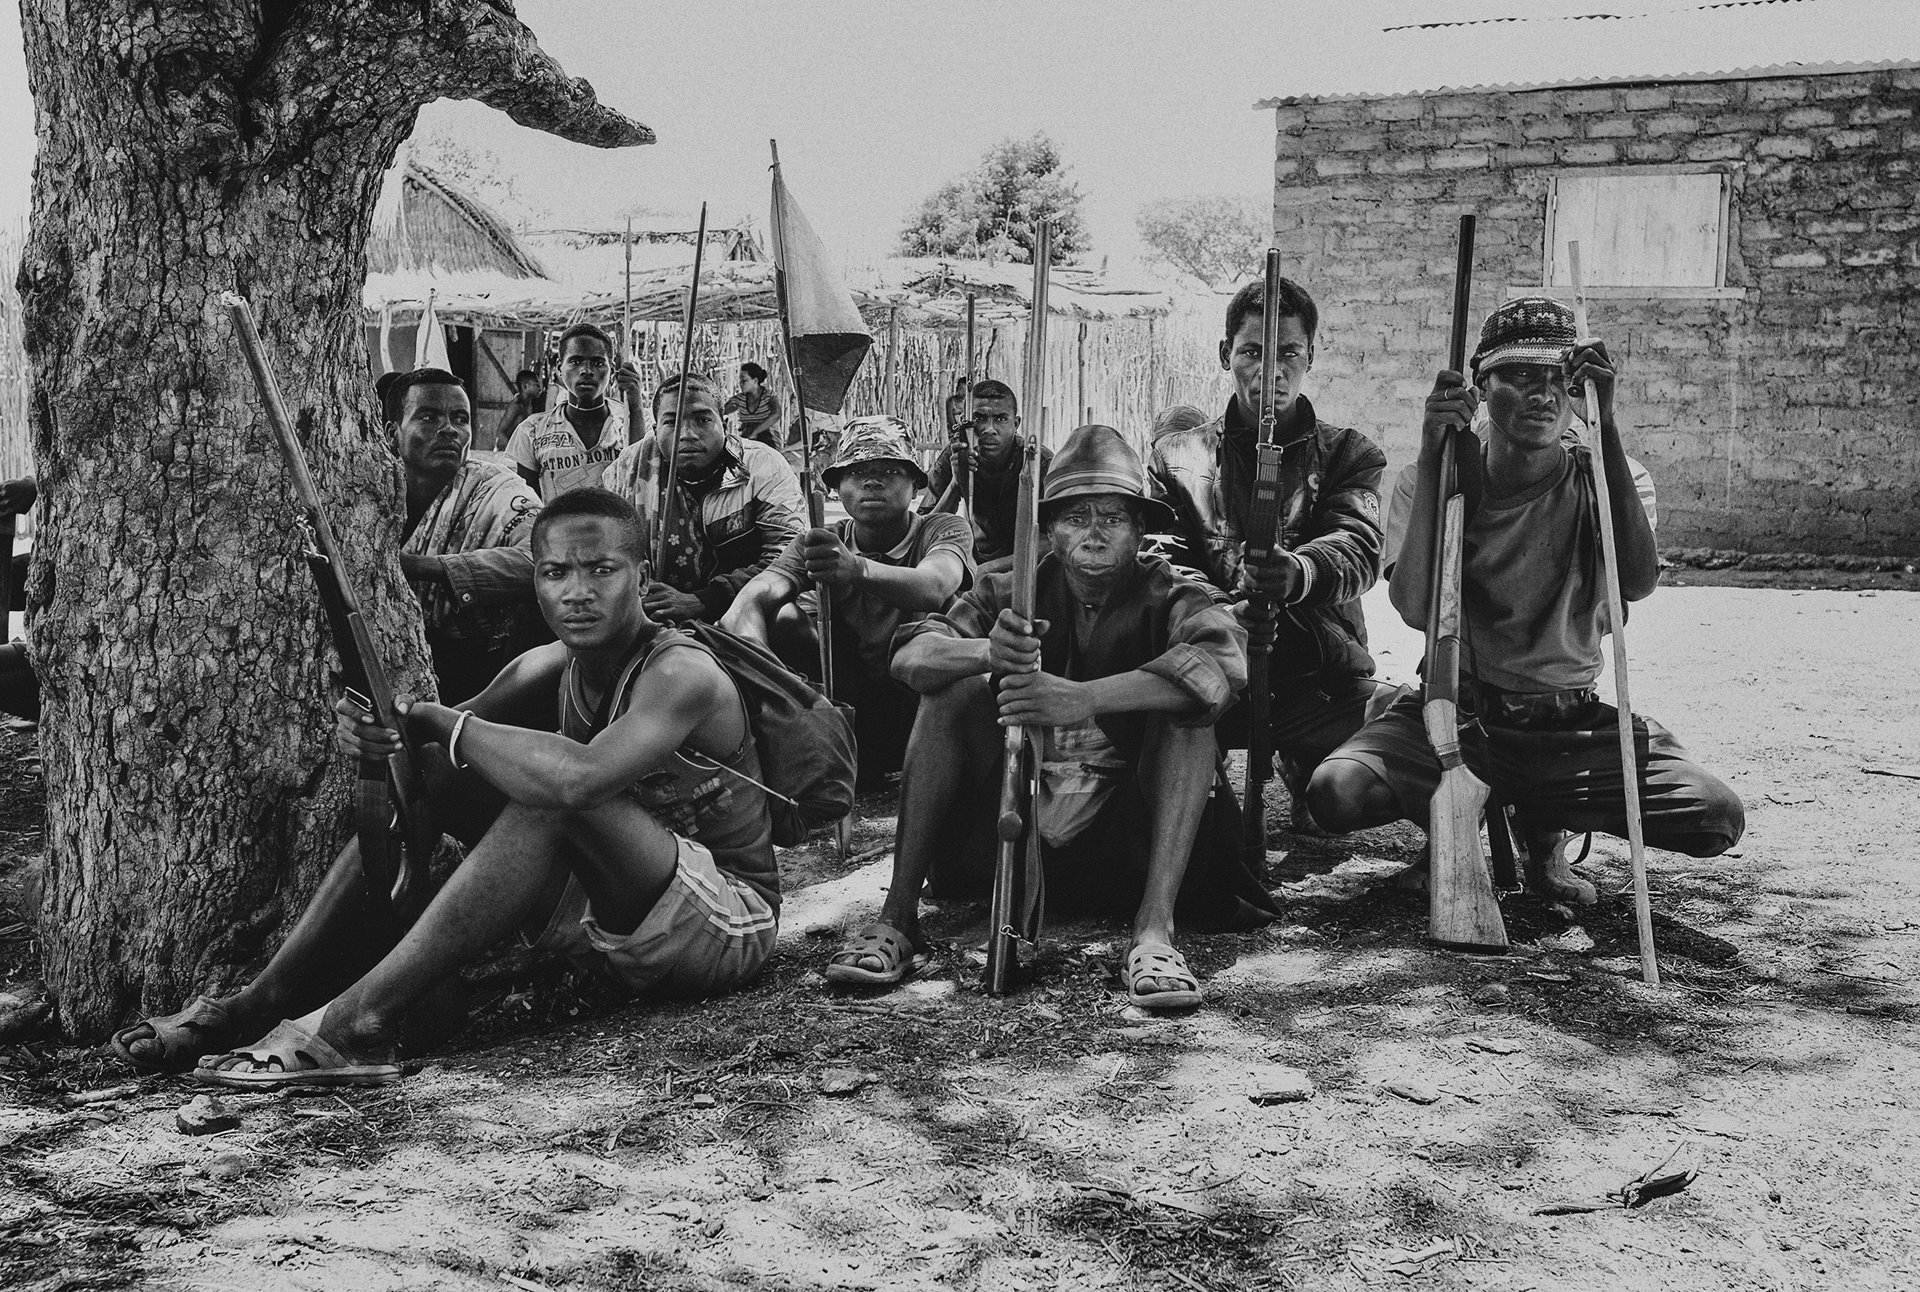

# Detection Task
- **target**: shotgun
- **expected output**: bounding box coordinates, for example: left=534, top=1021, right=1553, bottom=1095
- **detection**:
left=1567, top=240, right=1659, bottom=987
left=1240, top=248, right=1286, bottom=868
left=655, top=202, right=709, bottom=578
left=223, top=292, right=436, bottom=936
left=985, top=220, right=1053, bottom=996
left=1422, top=214, right=1508, bottom=953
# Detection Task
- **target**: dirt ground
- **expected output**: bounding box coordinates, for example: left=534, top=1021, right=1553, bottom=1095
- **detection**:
left=1, top=580, right=1917, bottom=1291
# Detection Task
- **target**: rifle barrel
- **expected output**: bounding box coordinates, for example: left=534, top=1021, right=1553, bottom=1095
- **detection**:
left=656, top=203, right=709, bottom=575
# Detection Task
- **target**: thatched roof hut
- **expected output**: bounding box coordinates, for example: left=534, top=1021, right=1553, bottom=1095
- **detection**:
left=369, top=157, right=545, bottom=279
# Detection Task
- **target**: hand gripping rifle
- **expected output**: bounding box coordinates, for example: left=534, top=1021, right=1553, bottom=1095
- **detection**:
left=1567, top=240, right=1659, bottom=987
left=224, top=292, right=436, bottom=938
left=1239, top=248, right=1287, bottom=869
left=1422, top=215, right=1508, bottom=953
left=985, top=220, right=1053, bottom=996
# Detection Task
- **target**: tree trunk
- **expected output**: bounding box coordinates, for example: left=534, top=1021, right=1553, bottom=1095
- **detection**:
left=15, top=1, right=648, bottom=1036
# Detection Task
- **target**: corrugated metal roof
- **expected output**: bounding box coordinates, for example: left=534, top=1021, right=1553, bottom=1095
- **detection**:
left=1254, top=0, right=1920, bottom=104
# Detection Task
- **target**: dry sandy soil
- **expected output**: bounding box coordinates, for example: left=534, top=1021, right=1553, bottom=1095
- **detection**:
left=1, top=580, right=1916, bottom=1291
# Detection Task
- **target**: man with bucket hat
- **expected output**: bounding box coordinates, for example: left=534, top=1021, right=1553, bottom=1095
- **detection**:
left=1305, top=298, right=1744, bottom=897
left=824, top=425, right=1278, bottom=1006
left=722, top=415, right=975, bottom=787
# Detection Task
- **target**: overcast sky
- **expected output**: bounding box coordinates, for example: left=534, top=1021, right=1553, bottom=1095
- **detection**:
left=2, top=0, right=1911, bottom=270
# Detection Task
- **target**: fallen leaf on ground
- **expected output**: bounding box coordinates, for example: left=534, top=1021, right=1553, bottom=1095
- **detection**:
left=817, top=1067, right=875, bottom=1095
left=1463, top=1036, right=1522, bottom=1055
left=175, top=1095, right=240, bottom=1137
left=1384, top=1081, right=1441, bottom=1105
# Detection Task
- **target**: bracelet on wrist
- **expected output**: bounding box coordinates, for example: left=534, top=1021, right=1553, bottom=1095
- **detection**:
left=447, top=709, right=473, bottom=770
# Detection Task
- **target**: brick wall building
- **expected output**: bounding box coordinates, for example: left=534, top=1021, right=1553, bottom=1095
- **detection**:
left=1262, top=60, right=1919, bottom=558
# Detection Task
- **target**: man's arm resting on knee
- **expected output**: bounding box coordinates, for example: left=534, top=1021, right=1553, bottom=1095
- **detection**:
left=890, top=629, right=990, bottom=695
left=717, top=567, right=799, bottom=643
left=404, top=651, right=724, bottom=812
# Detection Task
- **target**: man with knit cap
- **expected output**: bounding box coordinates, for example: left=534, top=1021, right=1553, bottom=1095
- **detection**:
left=1150, top=276, right=1402, bottom=827
left=825, top=425, right=1277, bottom=1008
left=1306, top=298, right=1744, bottom=899
left=722, top=416, right=974, bottom=787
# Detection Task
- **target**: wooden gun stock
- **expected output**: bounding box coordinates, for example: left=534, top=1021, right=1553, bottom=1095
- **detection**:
left=1422, top=214, right=1507, bottom=952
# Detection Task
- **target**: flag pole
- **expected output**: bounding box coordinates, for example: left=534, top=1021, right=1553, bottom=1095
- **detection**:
left=770, top=139, right=850, bottom=856
left=655, top=203, right=709, bottom=577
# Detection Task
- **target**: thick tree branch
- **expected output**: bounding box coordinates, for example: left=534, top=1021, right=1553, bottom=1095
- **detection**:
left=440, top=1, right=654, bottom=148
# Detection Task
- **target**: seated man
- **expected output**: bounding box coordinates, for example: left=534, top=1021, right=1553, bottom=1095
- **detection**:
left=722, top=416, right=973, bottom=789
left=380, top=369, right=551, bottom=705
left=1306, top=298, right=1745, bottom=899
left=0, top=475, right=35, bottom=723
left=505, top=323, right=645, bottom=499
left=1151, top=277, right=1403, bottom=822
left=827, top=425, right=1278, bottom=1007
left=109, top=488, right=779, bottom=1085
left=923, top=379, right=1053, bottom=576
left=601, top=373, right=805, bottom=625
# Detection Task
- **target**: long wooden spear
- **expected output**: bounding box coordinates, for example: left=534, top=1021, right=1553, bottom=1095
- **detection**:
left=654, top=203, right=709, bottom=577
left=1567, top=240, right=1659, bottom=987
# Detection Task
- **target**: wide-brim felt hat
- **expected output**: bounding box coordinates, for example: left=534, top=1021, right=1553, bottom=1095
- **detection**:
left=821, top=415, right=929, bottom=489
left=1470, top=296, right=1577, bottom=380
left=1040, top=423, right=1177, bottom=530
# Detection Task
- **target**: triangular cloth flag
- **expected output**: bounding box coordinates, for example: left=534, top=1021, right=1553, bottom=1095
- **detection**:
left=414, top=288, right=451, bottom=371
left=770, top=165, right=870, bottom=414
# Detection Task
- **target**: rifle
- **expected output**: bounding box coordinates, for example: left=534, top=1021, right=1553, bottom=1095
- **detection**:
left=985, top=220, right=1053, bottom=996
left=930, top=294, right=979, bottom=519
left=1567, top=240, right=1659, bottom=987
left=1240, top=248, right=1286, bottom=870
left=1422, top=214, right=1508, bottom=953
left=655, top=202, right=709, bottom=578
left=768, top=141, right=854, bottom=858
left=621, top=216, right=633, bottom=366
left=223, top=292, right=436, bottom=936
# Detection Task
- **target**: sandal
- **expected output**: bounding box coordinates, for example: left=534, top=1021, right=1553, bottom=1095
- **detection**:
left=824, top=922, right=928, bottom=987
left=1123, top=942, right=1203, bottom=1010
left=193, top=1017, right=400, bottom=1090
left=109, top=996, right=236, bottom=1073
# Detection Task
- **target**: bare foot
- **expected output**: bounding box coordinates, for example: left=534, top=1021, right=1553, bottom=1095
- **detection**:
left=1523, top=832, right=1598, bottom=906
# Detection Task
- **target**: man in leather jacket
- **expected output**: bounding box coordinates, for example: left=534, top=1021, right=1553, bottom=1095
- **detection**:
left=1149, top=276, right=1404, bottom=824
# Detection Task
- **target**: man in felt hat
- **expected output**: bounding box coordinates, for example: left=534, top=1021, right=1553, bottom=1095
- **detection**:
left=824, top=425, right=1277, bottom=1007
left=923, top=378, right=1054, bottom=574
left=722, top=415, right=975, bottom=787
left=1305, top=298, right=1744, bottom=898
left=601, top=372, right=805, bottom=626
left=1150, top=276, right=1404, bottom=831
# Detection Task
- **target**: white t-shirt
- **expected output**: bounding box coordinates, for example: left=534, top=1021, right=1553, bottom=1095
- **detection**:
left=505, top=402, right=634, bottom=499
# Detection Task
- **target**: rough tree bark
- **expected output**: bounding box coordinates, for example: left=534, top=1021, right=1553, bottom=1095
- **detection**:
left=16, top=1, right=650, bottom=1035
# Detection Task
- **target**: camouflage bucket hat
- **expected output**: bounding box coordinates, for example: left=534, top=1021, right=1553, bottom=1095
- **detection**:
left=1470, top=296, right=1577, bottom=380
left=822, top=415, right=928, bottom=489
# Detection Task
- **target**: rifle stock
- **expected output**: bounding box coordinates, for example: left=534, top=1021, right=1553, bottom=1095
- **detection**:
left=223, top=292, right=435, bottom=934
left=1422, top=214, right=1507, bottom=952
left=985, top=220, right=1053, bottom=995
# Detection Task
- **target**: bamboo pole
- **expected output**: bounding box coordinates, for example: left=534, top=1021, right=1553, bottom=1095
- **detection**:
left=1567, top=240, right=1659, bottom=988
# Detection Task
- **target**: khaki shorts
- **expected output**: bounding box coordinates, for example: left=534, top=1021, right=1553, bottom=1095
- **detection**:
left=531, top=836, right=778, bottom=996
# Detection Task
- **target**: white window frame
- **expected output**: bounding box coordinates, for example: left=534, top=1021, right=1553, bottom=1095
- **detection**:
left=1538, top=164, right=1742, bottom=301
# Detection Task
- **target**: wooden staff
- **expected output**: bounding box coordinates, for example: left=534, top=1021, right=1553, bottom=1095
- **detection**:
left=1423, top=215, right=1507, bottom=952
left=654, top=203, right=709, bottom=577
left=961, top=292, right=976, bottom=523
left=1567, top=240, right=1659, bottom=987
left=621, top=216, right=633, bottom=366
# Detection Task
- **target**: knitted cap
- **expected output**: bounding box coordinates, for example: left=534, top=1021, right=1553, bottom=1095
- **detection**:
left=1041, top=424, right=1177, bottom=529
left=1470, top=296, right=1577, bottom=379
left=822, top=415, right=928, bottom=489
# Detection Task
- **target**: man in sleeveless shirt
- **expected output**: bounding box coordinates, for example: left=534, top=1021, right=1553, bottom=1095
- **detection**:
left=722, top=416, right=975, bottom=788
left=1305, top=298, right=1744, bottom=900
left=112, top=489, right=778, bottom=1086
left=505, top=323, right=646, bottom=498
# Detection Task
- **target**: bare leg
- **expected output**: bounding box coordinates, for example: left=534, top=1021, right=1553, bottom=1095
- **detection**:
left=1129, top=719, right=1214, bottom=993
left=208, top=797, right=680, bottom=1067
left=872, top=674, right=996, bottom=949
left=1306, top=757, right=1423, bottom=834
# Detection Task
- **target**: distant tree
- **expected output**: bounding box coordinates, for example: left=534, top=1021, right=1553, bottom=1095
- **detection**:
left=411, top=131, right=551, bottom=228
left=899, top=133, right=1087, bottom=264
left=1135, top=195, right=1268, bottom=287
